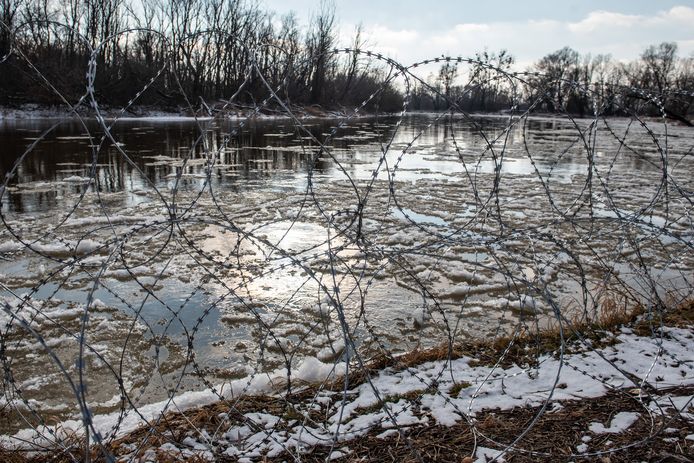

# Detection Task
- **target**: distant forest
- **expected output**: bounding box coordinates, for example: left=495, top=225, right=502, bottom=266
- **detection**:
left=0, top=0, right=693, bottom=122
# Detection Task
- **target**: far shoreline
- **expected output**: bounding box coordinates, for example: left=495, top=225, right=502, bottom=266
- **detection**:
left=0, top=103, right=386, bottom=122
left=0, top=104, right=686, bottom=128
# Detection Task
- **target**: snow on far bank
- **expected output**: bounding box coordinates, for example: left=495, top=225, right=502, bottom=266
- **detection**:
left=0, top=105, right=205, bottom=121
left=0, top=105, right=226, bottom=121
left=0, top=105, right=365, bottom=122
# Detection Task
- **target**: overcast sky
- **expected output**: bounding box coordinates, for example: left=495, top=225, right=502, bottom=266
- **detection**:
left=261, top=0, right=694, bottom=69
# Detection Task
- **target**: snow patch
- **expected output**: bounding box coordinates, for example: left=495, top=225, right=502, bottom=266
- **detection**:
left=588, top=412, right=640, bottom=434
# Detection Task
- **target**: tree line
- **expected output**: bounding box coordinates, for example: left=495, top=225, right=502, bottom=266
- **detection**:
left=413, top=44, right=694, bottom=123
left=0, top=0, right=401, bottom=112
left=1, top=0, right=693, bottom=121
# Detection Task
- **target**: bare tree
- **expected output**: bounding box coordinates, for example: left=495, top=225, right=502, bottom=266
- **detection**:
left=530, top=46, right=580, bottom=112
left=0, top=0, right=19, bottom=56
left=306, top=0, right=335, bottom=104
left=468, top=49, right=514, bottom=111
left=641, top=42, right=677, bottom=93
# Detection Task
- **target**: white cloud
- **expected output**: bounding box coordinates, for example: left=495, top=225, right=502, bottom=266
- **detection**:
left=568, top=11, right=641, bottom=33
left=453, top=24, right=490, bottom=34
left=351, top=6, right=694, bottom=70
left=336, top=24, right=420, bottom=61
left=659, top=6, right=694, bottom=24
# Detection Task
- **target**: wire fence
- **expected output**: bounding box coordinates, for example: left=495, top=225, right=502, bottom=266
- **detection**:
left=1, top=24, right=693, bottom=463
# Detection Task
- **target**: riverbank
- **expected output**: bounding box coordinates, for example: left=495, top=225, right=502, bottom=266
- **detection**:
left=0, top=103, right=377, bottom=122
left=2, top=299, right=692, bottom=462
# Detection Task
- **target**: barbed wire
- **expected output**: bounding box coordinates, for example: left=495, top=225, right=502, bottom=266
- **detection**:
left=0, top=23, right=693, bottom=463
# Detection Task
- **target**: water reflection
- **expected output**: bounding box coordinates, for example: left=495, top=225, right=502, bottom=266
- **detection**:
left=1, top=117, right=358, bottom=213
left=4, top=114, right=667, bottom=214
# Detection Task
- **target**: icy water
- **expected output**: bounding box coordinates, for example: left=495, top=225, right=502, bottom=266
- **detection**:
left=1, top=113, right=692, bottom=432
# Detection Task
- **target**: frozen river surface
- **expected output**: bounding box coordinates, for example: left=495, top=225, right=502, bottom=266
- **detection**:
left=0, top=113, right=692, bottom=433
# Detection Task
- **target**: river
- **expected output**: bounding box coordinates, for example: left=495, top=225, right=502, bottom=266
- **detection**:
left=0, top=112, right=692, bottom=433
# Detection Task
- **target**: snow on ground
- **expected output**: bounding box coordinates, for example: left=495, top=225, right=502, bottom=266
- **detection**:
left=1, top=324, right=691, bottom=461
left=475, top=446, right=506, bottom=463
left=588, top=412, right=640, bottom=434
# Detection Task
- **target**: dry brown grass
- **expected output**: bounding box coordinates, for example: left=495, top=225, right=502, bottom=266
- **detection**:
left=3, top=295, right=692, bottom=462
left=262, top=385, right=694, bottom=463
